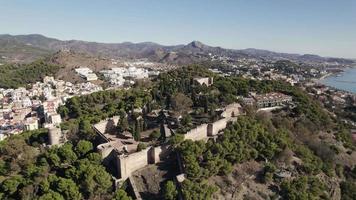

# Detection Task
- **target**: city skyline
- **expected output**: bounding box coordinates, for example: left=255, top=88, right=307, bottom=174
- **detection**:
left=1, top=0, right=355, bottom=58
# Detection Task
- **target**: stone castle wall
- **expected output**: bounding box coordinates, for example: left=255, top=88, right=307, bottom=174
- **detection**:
left=93, top=116, right=120, bottom=136
left=115, top=118, right=237, bottom=181
left=48, top=126, right=64, bottom=145
left=115, top=118, right=235, bottom=181
left=97, top=142, right=117, bottom=159
left=117, top=145, right=172, bottom=180
left=208, top=118, right=228, bottom=136
left=183, top=124, right=208, bottom=141
left=151, top=144, right=170, bottom=163
left=108, top=104, right=241, bottom=182
left=117, top=148, right=150, bottom=180
left=221, top=103, right=241, bottom=118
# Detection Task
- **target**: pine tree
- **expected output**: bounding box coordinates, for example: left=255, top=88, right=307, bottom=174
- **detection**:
left=133, top=129, right=141, bottom=141
left=117, top=116, right=129, bottom=133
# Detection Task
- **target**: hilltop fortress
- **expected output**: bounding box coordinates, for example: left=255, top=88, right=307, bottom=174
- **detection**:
left=93, top=103, right=242, bottom=184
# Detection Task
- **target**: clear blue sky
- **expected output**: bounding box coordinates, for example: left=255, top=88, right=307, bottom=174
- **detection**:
left=1, top=0, right=355, bottom=58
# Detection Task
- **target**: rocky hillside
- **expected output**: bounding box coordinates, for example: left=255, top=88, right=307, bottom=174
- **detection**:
left=48, top=50, right=113, bottom=83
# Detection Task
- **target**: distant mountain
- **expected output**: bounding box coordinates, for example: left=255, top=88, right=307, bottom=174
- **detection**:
left=238, top=48, right=354, bottom=65
left=0, top=34, right=354, bottom=65
left=0, top=34, right=54, bottom=63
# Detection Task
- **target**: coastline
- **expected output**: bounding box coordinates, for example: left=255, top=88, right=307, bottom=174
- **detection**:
left=314, top=65, right=354, bottom=82
left=315, top=66, right=356, bottom=94
left=318, top=72, right=334, bottom=81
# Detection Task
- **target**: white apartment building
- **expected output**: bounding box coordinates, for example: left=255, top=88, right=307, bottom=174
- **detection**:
left=75, top=67, right=98, bottom=81
left=100, top=66, right=156, bottom=86
left=24, top=118, right=39, bottom=131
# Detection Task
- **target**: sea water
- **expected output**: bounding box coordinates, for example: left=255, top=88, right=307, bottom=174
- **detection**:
left=321, top=67, right=356, bottom=93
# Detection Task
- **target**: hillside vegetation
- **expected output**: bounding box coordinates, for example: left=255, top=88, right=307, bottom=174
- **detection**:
left=0, top=130, right=119, bottom=200
left=0, top=60, right=60, bottom=88
left=0, top=65, right=355, bottom=200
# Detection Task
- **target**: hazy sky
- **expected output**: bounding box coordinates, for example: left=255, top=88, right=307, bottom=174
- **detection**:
left=1, top=0, right=355, bottom=58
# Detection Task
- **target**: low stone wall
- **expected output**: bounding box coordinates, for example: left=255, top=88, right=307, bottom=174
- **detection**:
left=128, top=177, right=142, bottom=200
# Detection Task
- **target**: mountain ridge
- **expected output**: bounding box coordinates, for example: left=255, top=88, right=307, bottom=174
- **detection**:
left=0, top=34, right=354, bottom=65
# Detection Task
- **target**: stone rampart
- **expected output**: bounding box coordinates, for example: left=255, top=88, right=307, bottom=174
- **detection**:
left=151, top=144, right=170, bottom=163
left=208, top=118, right=228, bottom=136
left=97, top=141, right=117, bottom=159
left=183, top=124, right=208, bottom=141
left=111, top=104, right=242, bottom=182
left=93, top=116, right=120, bottom=137
left=117, top=144, right=172, bottom=180
left=117, top=148, right=150, bottom=180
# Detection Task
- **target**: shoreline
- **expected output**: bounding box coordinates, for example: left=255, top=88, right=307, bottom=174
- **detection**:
left=318, top=72, right=334, bottom=81
left=323, top=65, right=356, bottom=79
left=311, top=65, right=356, bottom=95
